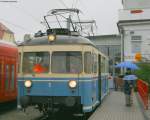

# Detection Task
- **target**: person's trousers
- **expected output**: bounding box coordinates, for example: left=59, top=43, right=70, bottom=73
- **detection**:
left=125, top=94, right=131, bottom=106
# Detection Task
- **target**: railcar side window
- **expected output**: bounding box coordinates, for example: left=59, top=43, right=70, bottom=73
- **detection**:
left=51, top=52, right=82, bottom=73
left=18, top=53, right=21, bottom=73
left=84, top=52, right=92, bottom=73
left=5, top=65, right=9, bottom=90
left=105, top=59, right=109, bottom=73
left=101, top=57, right=105, bottom=73
left=93, top=54, right=98, bottom=73
left=11, top=65, right=15, bottom=90
left=22, top=52, right=49, bottom=73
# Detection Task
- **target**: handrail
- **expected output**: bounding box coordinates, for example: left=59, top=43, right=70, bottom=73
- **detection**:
left=137, top=79, right=149, bottom=110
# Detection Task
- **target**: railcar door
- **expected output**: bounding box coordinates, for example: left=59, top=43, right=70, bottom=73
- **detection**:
left=4, top=57, right=16, bottom=100
left=92, top=52, right=97, bottom=103
left=98, top=54, right=101, bottom=102
left=0, top=56, right=3, bottom=95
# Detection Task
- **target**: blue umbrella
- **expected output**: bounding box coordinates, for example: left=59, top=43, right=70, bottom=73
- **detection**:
left=115, top=61, right=139, bottom=70
left=123, top=75, right=137, bottom=81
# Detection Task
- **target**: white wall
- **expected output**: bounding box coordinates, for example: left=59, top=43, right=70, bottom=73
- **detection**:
left=123, top=23, right=150, bottom=61
left=122, top=0, right=150, bottom=9
left=119, top=9, right=150, bottom=21
left=93, top=35, right=121, bottom=46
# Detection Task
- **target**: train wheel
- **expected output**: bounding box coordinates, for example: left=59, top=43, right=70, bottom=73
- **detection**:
left=82, top=112, right=92, bottom=120
left=82, top=114, right=87, bottom=120
left=78, top=113, right=87, bottom=120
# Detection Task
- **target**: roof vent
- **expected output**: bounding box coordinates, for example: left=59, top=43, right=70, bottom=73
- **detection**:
left=70, top=31, right=80, bottom=36
left=47, top=28, right=70, bottom=35
left=34, top=30, right=44, bottom=37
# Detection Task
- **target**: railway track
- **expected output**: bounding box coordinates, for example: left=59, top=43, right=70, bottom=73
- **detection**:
left=34, top=112, right=92, bottom=120
left=0, top=100, right=17, bottom=114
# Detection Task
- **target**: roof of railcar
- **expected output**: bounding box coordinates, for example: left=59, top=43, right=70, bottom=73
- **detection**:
left=0, top=40, right=18, bottom=56
left=19, top=35, right=96, bottom=47
left=18, top=35, right=108, bottom=58
left=0, top=40, right=16, bottom=47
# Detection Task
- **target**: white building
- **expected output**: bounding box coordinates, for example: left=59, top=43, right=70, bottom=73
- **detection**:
left=90, top=34, right=121, bottom=74
left=118, top=0, right=150, bottom=62
left=122, top=0, right=150, bottom=9
left=90, top=35, right=121, bottom=88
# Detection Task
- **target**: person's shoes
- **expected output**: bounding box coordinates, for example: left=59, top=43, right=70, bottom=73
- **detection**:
left=126, top=104, right=131, bottom=107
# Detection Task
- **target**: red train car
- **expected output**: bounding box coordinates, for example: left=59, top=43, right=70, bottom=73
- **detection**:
left=0, top=41, right=18, bottom=103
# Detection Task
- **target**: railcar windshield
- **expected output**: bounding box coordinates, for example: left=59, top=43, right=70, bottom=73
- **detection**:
left=22, top=52, right=49, bottom=73
left=51, top=51, right=82, bottom=73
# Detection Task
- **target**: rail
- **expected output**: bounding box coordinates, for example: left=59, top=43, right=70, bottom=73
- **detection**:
left=137, top=79, right=149, bottom=110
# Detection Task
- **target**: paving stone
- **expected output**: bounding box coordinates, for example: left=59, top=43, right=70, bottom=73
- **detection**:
left=0, top=107, right=42, bottom=120
left=89, top=91, right=145, bottom=120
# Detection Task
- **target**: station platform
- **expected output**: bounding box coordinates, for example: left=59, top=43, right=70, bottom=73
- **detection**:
left=89, top=91, right=146, bottom=120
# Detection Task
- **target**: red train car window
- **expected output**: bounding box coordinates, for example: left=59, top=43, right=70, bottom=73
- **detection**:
left=11, top=65, right=15, bottom=90
left=5, top=65, right=9, bottom=90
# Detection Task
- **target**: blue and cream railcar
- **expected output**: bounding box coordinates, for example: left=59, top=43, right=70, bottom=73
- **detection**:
left=17, top=31, right=109, bottom=115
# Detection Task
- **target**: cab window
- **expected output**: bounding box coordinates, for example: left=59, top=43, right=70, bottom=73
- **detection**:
left=22, top=52, right=49, bottom=73
left=51, top=51, right=82, bottom=73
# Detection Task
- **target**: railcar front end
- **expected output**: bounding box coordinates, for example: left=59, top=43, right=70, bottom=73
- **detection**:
left=17, top=35, right=109, bottom=116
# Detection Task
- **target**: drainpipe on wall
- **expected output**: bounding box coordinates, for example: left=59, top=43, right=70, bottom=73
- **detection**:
left=120, top=28, right=124, bottom=74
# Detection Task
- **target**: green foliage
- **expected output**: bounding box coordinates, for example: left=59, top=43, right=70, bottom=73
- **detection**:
left=134, top=63, right=150, bottom=84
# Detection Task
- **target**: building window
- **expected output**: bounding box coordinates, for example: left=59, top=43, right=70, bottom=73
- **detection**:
left=131, top=41, right=141, bottom=53
left=131, top=35, right=142, bottom=41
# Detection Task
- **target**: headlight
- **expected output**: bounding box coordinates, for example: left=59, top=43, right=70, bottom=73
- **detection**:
left=24, top=80, right=32, bottom=88
left=68, top=80, right=77, bottom=88
left=48, top=35, right=56, bottom=41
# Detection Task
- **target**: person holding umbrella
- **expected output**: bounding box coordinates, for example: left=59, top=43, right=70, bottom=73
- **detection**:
left=123, top=68, right=137, bottom=106
left=115, top=61, right=139, bottom=106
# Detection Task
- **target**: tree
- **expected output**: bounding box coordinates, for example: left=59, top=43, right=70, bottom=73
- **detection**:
left=134, top=63, right=150, bottom=84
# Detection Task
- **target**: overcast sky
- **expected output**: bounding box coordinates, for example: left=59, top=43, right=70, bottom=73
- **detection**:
left=0, top=0, right=122, bottom=41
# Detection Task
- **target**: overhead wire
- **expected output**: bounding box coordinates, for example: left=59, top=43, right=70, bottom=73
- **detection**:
left=0, top=18, right=34, bottom=33
left=56, top=0, right=79, bottom=31
left=71, top=0, right=75, bottom=9
left=55, top=15, right=62, bottom=28
left=73, top=0, right=78, bottom=9
left=10, top=4, right=42, bottom=25
left=0, top=2, right=44, bottom=33
left=78, top=0, right=98, bottom=36
left=0, top=1, right=17, bottom=2
left=78, top=0, right=94, bottom=20
left=58, top=0, right=68, bottom=8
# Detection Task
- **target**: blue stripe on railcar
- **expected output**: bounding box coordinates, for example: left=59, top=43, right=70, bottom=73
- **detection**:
left=18, top=77, right=97, bottom=97
left=18, top=76, right=109, bottom=112
left=101, top=75, right=109, bottom=100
